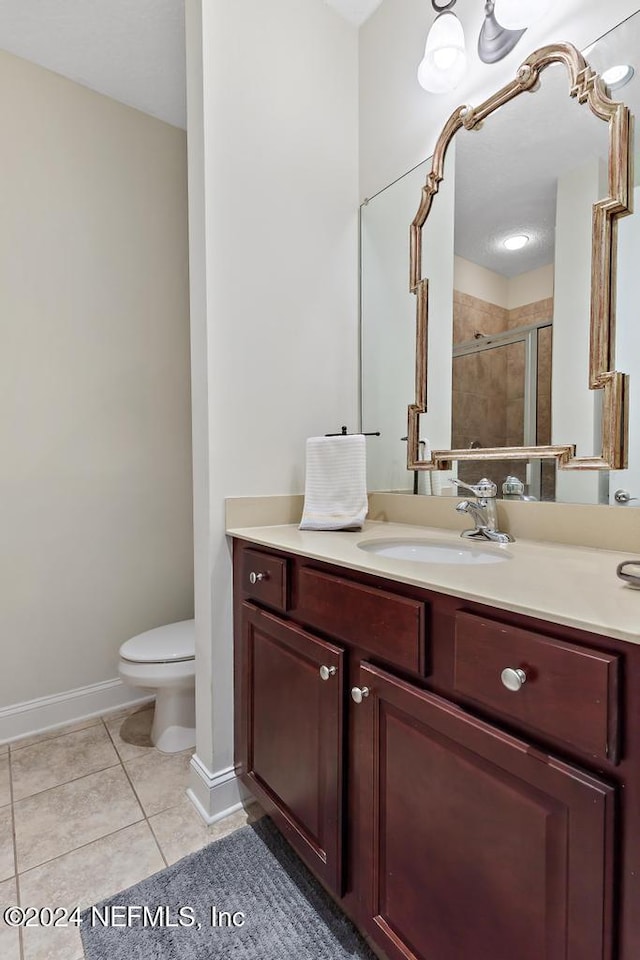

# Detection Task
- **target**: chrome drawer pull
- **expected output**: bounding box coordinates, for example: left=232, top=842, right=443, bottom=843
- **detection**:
left=501, top=667, right=527, bottom=692
left=351, top=686, right=370, bottom=704
left=319, top=665, right=337, bottom=681
left=249, top=571, right=267, bottom=585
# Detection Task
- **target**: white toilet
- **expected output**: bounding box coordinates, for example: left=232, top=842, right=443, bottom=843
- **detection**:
left=118, top=619, right=196, bottom=753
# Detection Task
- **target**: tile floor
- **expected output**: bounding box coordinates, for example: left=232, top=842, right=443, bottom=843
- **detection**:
left=0, top=706, right=258, bottom=960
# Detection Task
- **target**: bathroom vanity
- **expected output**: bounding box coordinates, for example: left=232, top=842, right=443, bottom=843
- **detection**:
left=226, top=20, right=640, bottom=959
left=231, top=522, right=640, bottom=960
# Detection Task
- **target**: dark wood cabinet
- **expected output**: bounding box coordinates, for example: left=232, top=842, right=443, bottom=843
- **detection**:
left=354, top=661, right=614, bottom=960
left=238, top=601, right=344, bottom=893
left=453, top=610, right=620, bottom=763
left=233, top=541, right=639, bottom=960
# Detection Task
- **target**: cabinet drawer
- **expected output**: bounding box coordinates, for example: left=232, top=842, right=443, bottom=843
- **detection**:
left=240, top=548, right=289, bottom=612
left=296, top=566, right=426, bottom=674
left=453, top=611, right=620, bottom=763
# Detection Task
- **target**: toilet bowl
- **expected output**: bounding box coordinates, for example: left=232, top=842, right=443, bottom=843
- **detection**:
left=118, top=619, right=195, bottom=753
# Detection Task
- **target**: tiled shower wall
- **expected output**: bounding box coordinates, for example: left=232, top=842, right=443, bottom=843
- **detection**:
left=452, top=292, right=553, bottom=493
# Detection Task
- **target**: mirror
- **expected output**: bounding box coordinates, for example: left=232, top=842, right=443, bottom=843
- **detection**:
left=410, top=43, right=630, bottom=478
left=361, top=12, right=640, bottom=505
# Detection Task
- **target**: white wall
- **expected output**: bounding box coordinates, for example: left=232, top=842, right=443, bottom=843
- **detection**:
left=610, top=183, right=640, bottom=505
left=0, top=52, right=193, bottom=716
left=454, top=258, right=553, bottom=311
left=454, top=257, right=509, bottom=308
left=421, top=147, right=455, bottom=456
left=552, top=159, right=602, bottom=503
left=508, top=265, right=554, bottom=311
left=185, top=0, right=358, bottom=818
left=361, top=160, right=428, bottom=492
left=362, top=153, right=454, bottom=492
left=360, top=0, right=640, bottom=199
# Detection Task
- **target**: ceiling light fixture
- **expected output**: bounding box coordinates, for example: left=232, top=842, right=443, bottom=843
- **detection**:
left=421, top=0, right=558, bottom=93
left=601, top=64, right=635, bottom=91
left=477, top=1, right=525, bottom=64
left=418, top=0, right=467, bottom=94
left=503, top=234, right=529, bottom=251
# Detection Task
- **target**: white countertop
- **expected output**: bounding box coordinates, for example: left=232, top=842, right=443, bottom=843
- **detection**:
left=227, top=520, right=640, bottom=645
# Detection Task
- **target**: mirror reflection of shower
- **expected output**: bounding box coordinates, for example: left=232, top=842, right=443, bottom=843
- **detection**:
left=451, top=305, right=555, bottom=500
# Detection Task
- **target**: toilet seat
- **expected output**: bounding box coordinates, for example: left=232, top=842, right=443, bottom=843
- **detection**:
left=119, top=620, right=195, bottom=665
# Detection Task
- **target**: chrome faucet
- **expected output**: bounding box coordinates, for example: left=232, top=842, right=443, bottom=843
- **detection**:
left=452, top=478, right=514, bottom=544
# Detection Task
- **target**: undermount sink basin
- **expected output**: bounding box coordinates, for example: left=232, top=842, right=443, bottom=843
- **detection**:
left=357, top=538, right=512, bottom=565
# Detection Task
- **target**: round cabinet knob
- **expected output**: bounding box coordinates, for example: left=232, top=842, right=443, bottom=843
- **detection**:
left=351, top=686, right=370, bottom=704
left=319, top=665, right=337, bottom=681
left=249, top=571, right=267, bottom=585
left=501, top=667, right=527, bottom=692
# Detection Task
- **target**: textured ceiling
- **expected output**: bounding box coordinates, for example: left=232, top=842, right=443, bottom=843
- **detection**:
left=0, top=0, right=186, bottom=128
left=454, top=14, right=640, bottom=277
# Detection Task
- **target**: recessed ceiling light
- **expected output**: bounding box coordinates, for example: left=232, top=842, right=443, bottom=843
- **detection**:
left=601, top=64, right=634, bottom=90
left=503, top=234, right=529, bottom=251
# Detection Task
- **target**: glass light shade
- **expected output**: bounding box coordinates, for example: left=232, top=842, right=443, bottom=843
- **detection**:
left=493, top=0, right=554, bottom=30
left=503, top=234, right=529, bottom=250
left=601, top=64, right=634, bottom=90
left=418, top=12, right=467, bottom=94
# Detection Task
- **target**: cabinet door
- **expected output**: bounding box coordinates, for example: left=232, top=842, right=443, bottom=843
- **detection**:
left=354, top=661, right=615, bottom=960
left=238, top=602, right=344, bottom=893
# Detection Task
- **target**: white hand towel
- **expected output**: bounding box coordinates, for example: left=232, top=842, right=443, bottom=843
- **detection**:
left=417, top=438, right=432, bottom=495
left=299, top=435, right=368, bottom=531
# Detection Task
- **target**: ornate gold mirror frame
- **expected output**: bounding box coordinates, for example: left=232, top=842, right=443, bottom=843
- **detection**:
left=407, top=42, right=631, bottom=472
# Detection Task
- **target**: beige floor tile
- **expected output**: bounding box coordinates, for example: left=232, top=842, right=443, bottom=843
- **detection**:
left=20, top=820, right=162, bottom=960
left=125, top=749, right=192, bottom=817
left=104, top=706, right=155, bottom=762
left=0, top=806, right=15, bottom=881
left=15, top=767, right=143, bottom=872
left=9, top=718, right=101, bottom=753
left=0, top=877, right=21, bottom=960
left=0, top=744, right=8, bottom=757
left=22, top=917, right=84, bottom=960
left=0, top=757, right=10, bottom=807
left=20, top=820, right=164, bottom=913
left=12, top=725, right=120, bottom=802
left=149, top=796, right=252, bottom=865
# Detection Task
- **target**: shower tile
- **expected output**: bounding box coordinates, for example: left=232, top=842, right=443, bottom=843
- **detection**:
left=508, top=297, right=553, bottom=328
left=538, top=392, right=551, bottom=429
left=11, top=724, right=119, bottom=801
left=14, top=767, right=143, bottom=872
left=454, top=293, right=509, bottom=344
left=506, top=399, right=524, bottom=447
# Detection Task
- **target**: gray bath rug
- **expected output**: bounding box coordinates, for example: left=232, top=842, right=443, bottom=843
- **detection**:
left=80, top=817, right=376, bottom=959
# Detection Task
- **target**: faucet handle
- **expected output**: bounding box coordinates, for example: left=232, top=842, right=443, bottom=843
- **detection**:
left=452, top=477, right=497, bottom=498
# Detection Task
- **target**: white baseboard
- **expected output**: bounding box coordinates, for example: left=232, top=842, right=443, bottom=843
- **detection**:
left=186, top=754, right=246, bottom=825
left=0, top=678, right=153, bottom=745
